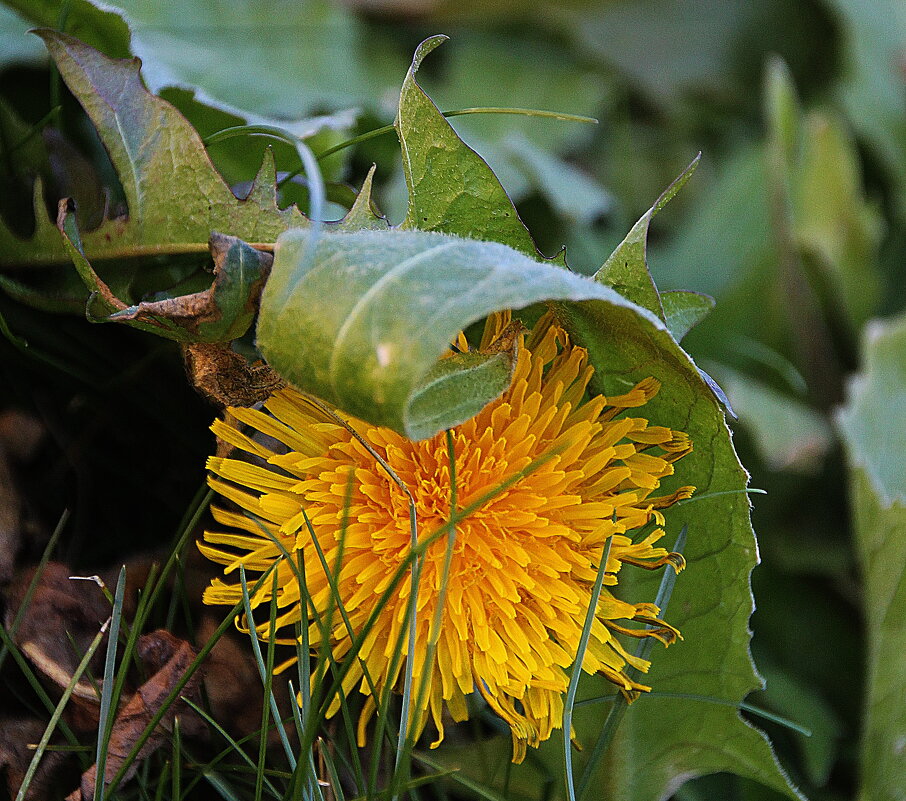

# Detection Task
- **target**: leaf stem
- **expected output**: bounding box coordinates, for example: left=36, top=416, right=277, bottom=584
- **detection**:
left=203, top=106, right=598, bottom=189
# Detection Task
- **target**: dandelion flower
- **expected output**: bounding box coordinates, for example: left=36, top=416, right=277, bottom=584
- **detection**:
left=200, top=311, right=693, bottom=762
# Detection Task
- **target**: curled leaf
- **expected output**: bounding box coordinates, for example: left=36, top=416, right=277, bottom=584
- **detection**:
left=60, top=201, right=272, bottom=343
left=257, top=227, right=658, bottom=440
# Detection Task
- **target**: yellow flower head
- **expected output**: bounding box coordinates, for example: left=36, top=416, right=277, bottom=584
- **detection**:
left=200, top=311, right=693, bottom=762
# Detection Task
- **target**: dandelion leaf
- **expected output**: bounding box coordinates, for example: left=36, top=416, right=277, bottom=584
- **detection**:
left=257, top=229, right=651, bottom=440
left=553, top=298, right=804, bottom=801
left=595, top=154, right=700, bottom=325
left=396, top=35, right=538, bottom=257
left=0, top=30, right=306, bottom=272
left=837, top=312, right=906, bottom=801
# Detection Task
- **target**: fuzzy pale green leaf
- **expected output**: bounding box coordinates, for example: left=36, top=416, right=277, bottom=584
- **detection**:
left=93, top=0, right=371, bottom=118
left=837, top=312, right=906, bottom=801
left=256, top=228, right=654, bottom=440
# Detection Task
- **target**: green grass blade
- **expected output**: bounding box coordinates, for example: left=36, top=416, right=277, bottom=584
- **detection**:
left=94, top=565, right=126, bottom=801
left=391, top=430, right=460, bottom=800
left=0, top=622, right=81, bottom=749
left=318, top=736, right=346, bottom=801
left=238, top=567, right=296, bottom=779
left=410, top=752, right=508, bottom=801
left=572, top=692, right=812, bottom=737
left=576, top=526, right=687, bottom=801
left=105, top=562, right=280, bottom=795
left=154, top=760, right=170, bottom=801
left=201, top=770, right=246, bottom=801
left=182, top=697, right=283, bottom=797
left=562, top=536, right=613, bottom=801
left=172, top=716, right=182, bottom=800
left=16, top=616, right=110, bottom=801
left=394, top=489, right=422, bottom=796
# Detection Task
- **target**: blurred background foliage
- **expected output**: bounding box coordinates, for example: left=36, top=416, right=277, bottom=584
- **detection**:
left=0, top=1, right=904, bottom=800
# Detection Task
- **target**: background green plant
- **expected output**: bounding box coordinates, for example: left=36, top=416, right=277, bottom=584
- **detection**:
left=1, top=1, right=904, bottom=800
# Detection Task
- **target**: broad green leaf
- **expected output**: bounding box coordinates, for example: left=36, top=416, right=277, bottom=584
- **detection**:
left=793, top=111, right=883, bottom=331
left=764, top=57, right=800, bottom=169
left=0, top=30, right=306, bottom=271
left=751, top=655, right=842, bottom=786
left=256, top=228, right=657, bottom=440
left=423, top=33, right=604, bottom=157
left=0, top=4, right=48, bottom=68
left=595, top=154, right=700, bottom=322
left=837, top=312, right=906, bottom=801
left=660, top=291, right=715, bottom=342
left=396, top=36, right=538, bottom=257
left=547, top=299, right=803, bottom=801
left=765, top=57, right=882, bottom=336
left=38, top=0, right=371, bottom=119
left=558, top=0, right=752, bottom=112
left=501, top=134, right=613, bottom=226
left=4, top=0, right=130, bottom=58
left=419, top=33, right=610, bottom=215
left=428, top=286, right=802, bottom=799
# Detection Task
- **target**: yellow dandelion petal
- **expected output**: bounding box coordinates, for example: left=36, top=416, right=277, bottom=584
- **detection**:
left=200, top=312, right=693, bottom=763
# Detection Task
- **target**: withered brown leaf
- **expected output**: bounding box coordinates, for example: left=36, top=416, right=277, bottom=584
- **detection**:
left=66, top=630, right=203, bottom=801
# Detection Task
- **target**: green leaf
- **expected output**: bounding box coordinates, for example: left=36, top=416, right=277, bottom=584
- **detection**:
left=837, top=312, right=906, bottom=801
left=750, top=655, right=842, bottom=787
left=660, top=290, right=715, bottom=342
left=256, top=228, right=656, bottom=440
left=0, top=30, right=306, bottom=271
left=423, top=33, right=604, bottom=157
left=45, top=0, right=370, bottom=118
left=396, top=36, right=538, bottom=257
left=595, top=154, right=701, bottom=321
left=793, top=111, right=883, bottom=331
left=653, top=144, right=770, bottom=301
left=545, top=299, right=804, bottom=801
left=419, top=33, right=609, bottom=216
left=0, top=4, right=48, bottom=68
left=501, top=134, right=613, bottom=226
left=407, top=349, right=516, bottom=443
left=4, top=0, right=130, bottom=58
left=765, top=57, right=883, bottom=336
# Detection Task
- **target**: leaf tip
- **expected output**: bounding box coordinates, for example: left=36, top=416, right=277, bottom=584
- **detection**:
left=410, top=35, right=449, bottom=74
